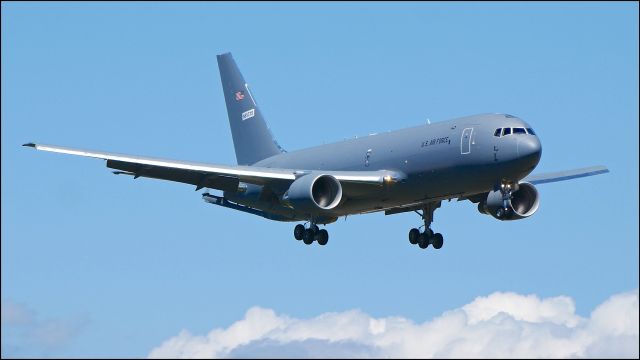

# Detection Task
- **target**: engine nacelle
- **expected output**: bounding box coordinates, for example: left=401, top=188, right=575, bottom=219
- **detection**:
left=478, top=182, right=540, bottom=220
left=282, top=174, right=343, bottom=213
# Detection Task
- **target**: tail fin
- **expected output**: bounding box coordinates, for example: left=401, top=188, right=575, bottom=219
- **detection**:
left=217, top=52, right=284, bottom=165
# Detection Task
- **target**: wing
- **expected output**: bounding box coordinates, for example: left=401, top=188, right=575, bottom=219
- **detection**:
left=522, top=165, right=609, bottom=185
left=23, top=143, right=398, bottom=193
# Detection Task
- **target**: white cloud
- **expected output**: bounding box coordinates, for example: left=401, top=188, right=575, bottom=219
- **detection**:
left=148, top=289, right=639, bottom=359
left=1, top=299, right=88, bottom=358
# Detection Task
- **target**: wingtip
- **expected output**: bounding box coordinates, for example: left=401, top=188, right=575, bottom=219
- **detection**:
left=22, top=142, right=36, bottom=148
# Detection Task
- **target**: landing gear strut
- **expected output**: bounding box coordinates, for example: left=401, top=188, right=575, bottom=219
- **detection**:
left=496, top=181, right=518, bottom=219
left=408, top=201, right=444, bottom=250
left=294, top=223, right=328, bottom=246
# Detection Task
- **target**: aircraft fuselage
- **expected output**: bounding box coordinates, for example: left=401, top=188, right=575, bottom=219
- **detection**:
left=225, top=113, right=542, bottom=221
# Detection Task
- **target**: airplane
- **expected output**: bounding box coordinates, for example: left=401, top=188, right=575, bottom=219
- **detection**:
left=24, top=52, right=609, bottom=250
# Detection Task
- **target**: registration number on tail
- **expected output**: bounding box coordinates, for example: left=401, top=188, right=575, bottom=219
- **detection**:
left=242, top=109, right=255, bottom=121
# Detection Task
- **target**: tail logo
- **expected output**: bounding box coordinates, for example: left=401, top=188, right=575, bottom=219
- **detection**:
left=235, top=91, right=245, bottom=101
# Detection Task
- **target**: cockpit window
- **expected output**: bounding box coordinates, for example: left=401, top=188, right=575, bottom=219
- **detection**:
left=504, top=114, right=516, bottom=118
left=497, top=127, right=530, bottom=136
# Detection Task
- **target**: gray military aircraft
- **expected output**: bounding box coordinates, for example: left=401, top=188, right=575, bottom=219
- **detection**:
left=24, top=52, right=609, bottom=250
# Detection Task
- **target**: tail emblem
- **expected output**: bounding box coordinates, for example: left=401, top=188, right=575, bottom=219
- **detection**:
left=235, top=91, right=245, bottom=101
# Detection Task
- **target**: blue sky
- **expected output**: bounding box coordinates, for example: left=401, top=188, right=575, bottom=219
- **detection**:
left=2, top=2, right=638, bottom=358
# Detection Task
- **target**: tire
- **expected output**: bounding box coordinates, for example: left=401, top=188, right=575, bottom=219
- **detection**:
left=294, top=224, right=305, bottom=240
left=409, top=228, right=420, bottom=245
left=418, top=233, right=429, bottom=249
left=317, top=229, right=329, bottom=246
left=432, top=233, right=444, bottom=249
left=303, top=229, right=315, bottom=245
left=424, top=228, right=434, bottom=238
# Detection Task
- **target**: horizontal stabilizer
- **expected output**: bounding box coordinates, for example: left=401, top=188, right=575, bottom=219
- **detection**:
left=523, top=165, right=609, bottom=185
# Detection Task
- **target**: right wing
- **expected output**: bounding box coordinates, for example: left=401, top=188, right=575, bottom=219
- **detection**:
left=23, top=143, right=399, bottom=194
left=522, top=165, right=609, bottom=185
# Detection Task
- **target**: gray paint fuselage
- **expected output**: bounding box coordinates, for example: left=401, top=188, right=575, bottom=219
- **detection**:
left=225, top=113, right=542, bottom=220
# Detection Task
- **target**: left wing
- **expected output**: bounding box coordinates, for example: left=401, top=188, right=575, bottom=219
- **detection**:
left=23, top=143, right=399, bottom=193
left=522, top=165, right=609, bottom=185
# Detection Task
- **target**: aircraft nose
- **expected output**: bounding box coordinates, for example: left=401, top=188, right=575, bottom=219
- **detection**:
left=517, top=136, right=542, bottom=166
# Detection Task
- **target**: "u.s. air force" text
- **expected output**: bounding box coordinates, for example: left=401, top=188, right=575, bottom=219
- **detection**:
left=421, top=136, right=451, bottom=148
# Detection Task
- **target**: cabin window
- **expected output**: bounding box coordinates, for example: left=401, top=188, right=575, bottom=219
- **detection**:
left=513, top=127, right=526, bottom=134
left=494, top=128, right=502, bottom=137
left=502, top=128, right=512, bottom=136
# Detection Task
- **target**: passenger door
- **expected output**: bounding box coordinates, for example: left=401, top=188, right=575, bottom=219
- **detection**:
left=461, top=127, right=473, bottom=155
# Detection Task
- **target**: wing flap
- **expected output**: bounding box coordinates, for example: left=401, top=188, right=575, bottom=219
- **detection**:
left=106, top=160, right=240, bottom=191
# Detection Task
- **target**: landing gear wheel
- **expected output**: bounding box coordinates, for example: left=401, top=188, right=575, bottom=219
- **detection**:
left=317, top=229, right=329, bottom=246
left=302, top=229, right=315, bottom=245
left=294, top=224, right=305, bottom=240
left=418, top=233, right=430, bottom=249
left=310, top=224, right=319, bottom=233
left=409, top=228, right=420, bottom=245
left=424, top=228, right=434, bottom=238
left=410, top=202, right=445, bottom=251
left=432, top=233, right=444, bottom=249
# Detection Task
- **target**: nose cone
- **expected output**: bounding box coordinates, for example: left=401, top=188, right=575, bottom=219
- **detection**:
left=517, top=136, right=542, bottom=167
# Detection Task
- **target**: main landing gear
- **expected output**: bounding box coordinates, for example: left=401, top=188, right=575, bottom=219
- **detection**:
left=294, top=223, right=328, bottom=246
left=408, top=202, right=444, bottom=250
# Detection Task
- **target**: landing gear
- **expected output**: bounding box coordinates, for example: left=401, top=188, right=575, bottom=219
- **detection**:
left=415, top=231, right=443, bottom=249
left=408, top=228, right=420, bottom=245
left=431, top=233, right=444, bottom=249
left=497, top=181, right=517, bottom=219
left=317, top=229, right=329, bottom=246
left=294, top=224, right=305, bottom=240
left=418, top=233, right=429, bottom=249
left=409, top=202, right=444, bottom=251
left=302, top=229, right=315, bottom=244
left=294, top=223, right=329, bottom=246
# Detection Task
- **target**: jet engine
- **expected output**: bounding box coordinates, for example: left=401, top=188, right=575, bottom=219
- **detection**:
left=282, top=174, right=343, bottom=213
left=478, top=182, right=540, bottom=220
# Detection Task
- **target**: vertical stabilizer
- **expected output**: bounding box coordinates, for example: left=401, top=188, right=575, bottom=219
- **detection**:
left=217, top=53, right=284, bottom=165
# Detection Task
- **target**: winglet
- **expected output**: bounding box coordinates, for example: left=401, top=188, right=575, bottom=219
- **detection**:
left=23, top=143, right=36, bottom=148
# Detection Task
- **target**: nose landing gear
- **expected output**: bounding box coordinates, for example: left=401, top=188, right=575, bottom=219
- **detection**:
left=408, top=201, right=444, bottom=251
left=496, top=181, right=518, bottom=219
